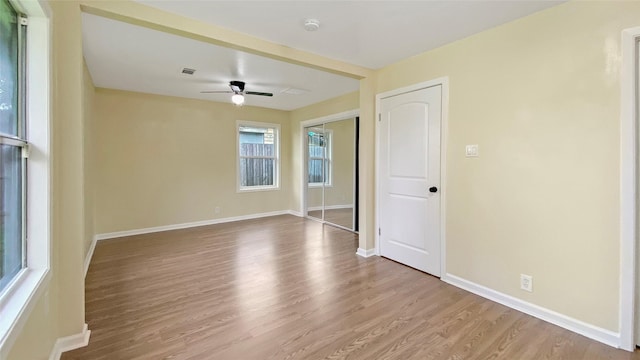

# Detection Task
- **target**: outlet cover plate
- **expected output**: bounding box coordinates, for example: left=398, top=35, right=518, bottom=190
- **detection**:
left=520, top=274, right=533, bottom=292
left=465, top=144, right=479, bottom=157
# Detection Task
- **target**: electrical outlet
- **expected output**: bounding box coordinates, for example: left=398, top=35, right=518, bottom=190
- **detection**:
left=520, top=274, right=533, bottom=292
left=465, top=144, right=479, bottom=157
left=214, top=206, right=221, bottom=214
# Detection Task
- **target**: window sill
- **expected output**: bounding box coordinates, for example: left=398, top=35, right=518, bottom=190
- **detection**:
left=308, top=183, right=333, bottom=188
left=237, top=186, right=280, bottom=193
left=0, top=268, right=51, bottom=357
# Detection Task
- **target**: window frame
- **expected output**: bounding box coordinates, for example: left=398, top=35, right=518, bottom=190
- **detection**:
left=236, top=120, right=280, bottom=192
left=0, top=0, right=28, bottom=297
left=307, top=128, right=332, bottom=188
left=0, top=0, right=51, bottom=356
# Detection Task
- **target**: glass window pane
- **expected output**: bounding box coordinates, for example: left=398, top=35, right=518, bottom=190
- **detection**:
left=0, top=144, right=23, bottom=292
left=308, top=133, right=325, bottom=158
left=240, top=158, right=274, bottom=187
left=0, top=0, right=19, bottom=136
left=238, top=124, right=278, bottom=189
left=239, top=126, right=275, bottom=156
left=240, top=141, right=275, bottom=157
left=308, top=159, right=324, bottom=184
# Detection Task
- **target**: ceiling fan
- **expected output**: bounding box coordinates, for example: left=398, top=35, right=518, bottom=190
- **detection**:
left=201, top=81, right=273, bottom=106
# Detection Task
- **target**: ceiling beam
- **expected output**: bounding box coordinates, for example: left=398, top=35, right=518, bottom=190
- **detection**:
left=79, top=0, right=373, bottom=80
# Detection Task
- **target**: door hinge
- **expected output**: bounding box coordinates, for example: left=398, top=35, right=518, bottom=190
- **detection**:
left=19, top=17, right=28, bottom=26
left=378, top=113, right=381, bottom=122
left=21, top=144, right=30, bottom=159
left=378, top=228, right=381, bottom=236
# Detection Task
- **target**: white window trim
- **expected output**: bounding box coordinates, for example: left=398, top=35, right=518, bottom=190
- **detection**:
left=236, top=120, right=281, bottom=192
left=0, top=0, right=51, bottom=357
left=307, top=128, right=333, bottom=188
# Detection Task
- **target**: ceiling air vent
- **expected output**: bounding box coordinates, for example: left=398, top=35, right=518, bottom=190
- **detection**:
left=181, top=68, right=196, bottom=75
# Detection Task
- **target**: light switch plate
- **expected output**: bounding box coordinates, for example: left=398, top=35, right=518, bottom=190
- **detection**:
left=465, top=144, right=479, bottom=157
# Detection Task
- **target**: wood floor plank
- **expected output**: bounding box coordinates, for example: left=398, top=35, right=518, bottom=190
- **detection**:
left=62, top=215, right=640, bottom=360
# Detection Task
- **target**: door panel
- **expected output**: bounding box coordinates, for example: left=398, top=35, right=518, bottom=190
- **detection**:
left=379, top=85, right=441, bottom=275
left=388, top=195, right=429, bottom=251
left=389, top=103, right=429, bottom=178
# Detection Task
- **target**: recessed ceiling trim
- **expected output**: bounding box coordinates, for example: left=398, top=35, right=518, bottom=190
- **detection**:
left=79, top=0, right=372, bottom=79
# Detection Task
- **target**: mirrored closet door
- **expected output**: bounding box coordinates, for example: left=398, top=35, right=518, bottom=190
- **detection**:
left=305, top=117, right=357, bottom=231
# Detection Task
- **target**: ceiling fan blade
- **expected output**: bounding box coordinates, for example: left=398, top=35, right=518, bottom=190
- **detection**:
left=200, top=90, right=233, bottom=94
left=245, top=91, right=273, bottom=97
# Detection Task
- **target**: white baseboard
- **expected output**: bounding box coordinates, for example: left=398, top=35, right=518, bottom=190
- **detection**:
left=84, top=237, right=97, bottom=278
left=287, top=210, right=304, bottom=217
left=48, top=323, right=90, bottom=360
left=356, top=248, right=377, bottom=258
left=308, top=204, right=354, bottom=212
left=441, top=274, right=620, bottom=348
left=95, top=210, right=295, bottom=241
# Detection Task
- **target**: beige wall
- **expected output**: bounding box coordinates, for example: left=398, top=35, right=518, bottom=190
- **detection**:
left=83, top=60, right=96, bottom=256
left=358, top=77, right=376, bottom=250
left=8, top=1, right=87, bottom=359
left=52, top=0, right=87, bottom=342
left=290, top=91, right=359, bottom=213
left=94, top=82, right=359, bottom=235
left=374, top=1, right=640, bottom=332
left=94, top=89, right=292, bottom=234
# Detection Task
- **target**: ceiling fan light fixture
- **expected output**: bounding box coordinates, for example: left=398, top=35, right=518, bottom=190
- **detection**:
left=231, top=93, right=245, bottom=106
left=229, top=81, right=245, bottom=93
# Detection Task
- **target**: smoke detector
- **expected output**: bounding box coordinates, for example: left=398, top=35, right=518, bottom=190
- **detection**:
left=303, top=19, right=320, bottom=32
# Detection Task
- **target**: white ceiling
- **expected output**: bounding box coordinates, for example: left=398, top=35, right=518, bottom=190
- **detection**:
left=83, top=1, right=564, bottom=111
left=81, top=13, right=360, bottom=111
left=135, top=0, right=564, bottom=69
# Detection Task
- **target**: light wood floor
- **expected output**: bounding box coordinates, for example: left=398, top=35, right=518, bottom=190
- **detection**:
left=63, top=215, right=639, bottom=360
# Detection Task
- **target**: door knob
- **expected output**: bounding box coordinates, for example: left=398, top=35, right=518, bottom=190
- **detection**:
left=429, top=186, right=438, bottom=193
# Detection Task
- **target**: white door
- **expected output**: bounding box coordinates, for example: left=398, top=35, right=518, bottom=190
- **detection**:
left=379, top=85, right=441, bottom=276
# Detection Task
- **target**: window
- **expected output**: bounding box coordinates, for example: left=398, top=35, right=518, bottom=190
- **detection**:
left=0, top=0, right=27, bottom=294
left=307, top=129, right=331, bottom=187
left=237, top=121, right=280, bottom=191
left=0, top=0, right=50, bottom=353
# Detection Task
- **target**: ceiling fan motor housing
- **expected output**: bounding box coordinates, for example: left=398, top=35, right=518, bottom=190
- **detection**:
left=229, top=80, right=245, bottom=93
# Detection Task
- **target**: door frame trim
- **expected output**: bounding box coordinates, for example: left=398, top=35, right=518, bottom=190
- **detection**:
left=620, top=26, right=640, bottom=351
left=299, top=109, right=359, bottom=221
left=374, top=77, right=449, bottom=275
